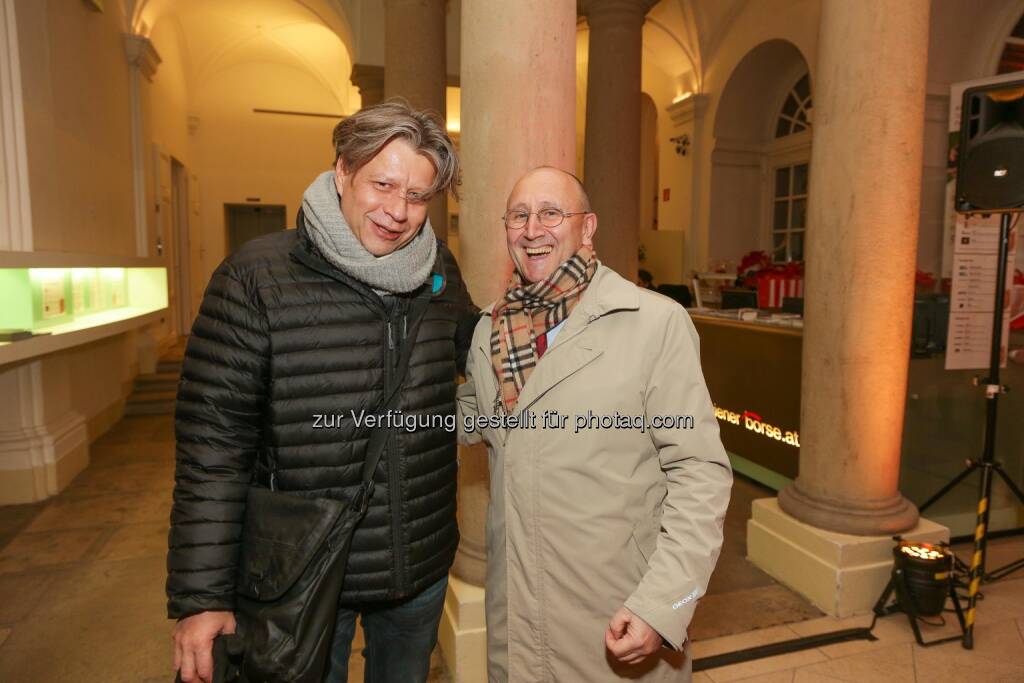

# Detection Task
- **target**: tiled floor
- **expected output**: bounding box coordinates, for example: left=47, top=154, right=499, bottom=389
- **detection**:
left=693, top=475, right=823, bottom=641
left=0, top=413, right=448, bottom=683
left=1, top=396, right=1023, bottom=680
left=692, top=536, right=1024, bottom=682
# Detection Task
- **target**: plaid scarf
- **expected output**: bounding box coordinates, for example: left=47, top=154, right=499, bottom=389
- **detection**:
left=490, top=246, right=597, bottom=414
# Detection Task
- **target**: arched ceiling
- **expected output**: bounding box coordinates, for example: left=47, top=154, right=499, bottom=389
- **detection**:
left=680, top=0, right=750, bottom=79
left=128, top=0, right=755, bottom=110
left=132, top=0, right=355, bottom=108
left=713, top=39, right=809, bottom=143
left=577, top=0, right=752, bottom=96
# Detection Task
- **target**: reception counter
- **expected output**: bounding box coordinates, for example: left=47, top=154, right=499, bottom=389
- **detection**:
left=690, top=307, right=1024, bottom=535
left=690, top=310, right=802, bottom=490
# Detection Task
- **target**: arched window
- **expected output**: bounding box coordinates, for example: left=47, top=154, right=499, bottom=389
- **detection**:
left=775, top=74, right=812, bottom=138
left=768, top=73, right=812, bottom=262
left=771, top=162, right=808, bottom=262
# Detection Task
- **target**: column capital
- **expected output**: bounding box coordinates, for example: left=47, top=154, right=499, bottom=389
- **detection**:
left=124, top=34, right=161, bottom=82
left=666, top=93, right=709, bottom=127
left=579, top=0, right=658, bottom=26
left=350, top=63, right=385, bottom=107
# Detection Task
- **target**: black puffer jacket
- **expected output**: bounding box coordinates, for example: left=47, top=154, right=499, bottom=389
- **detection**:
left=166, top=213, right=477, bottom=619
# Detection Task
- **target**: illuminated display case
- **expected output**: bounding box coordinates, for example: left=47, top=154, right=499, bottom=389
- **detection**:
left=0, top=253, right=168, bottom=366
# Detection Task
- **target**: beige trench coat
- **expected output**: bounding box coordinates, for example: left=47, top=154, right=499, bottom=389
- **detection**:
left=458, top=264, right=732, bottom=682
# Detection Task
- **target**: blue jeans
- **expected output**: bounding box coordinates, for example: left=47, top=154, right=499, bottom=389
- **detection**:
left=324, top=576, right=448, bottom=683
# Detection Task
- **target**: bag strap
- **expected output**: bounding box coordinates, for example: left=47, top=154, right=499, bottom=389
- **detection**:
left=358, top=287, right=433, bottom=485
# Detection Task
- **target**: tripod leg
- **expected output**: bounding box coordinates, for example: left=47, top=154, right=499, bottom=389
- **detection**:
left=894, top=570, right=926, bottom=647
left=963, top=465, right=995, bottom=650
left=950, top=581, right=967, bottom=632
left=993, top=464, right=1024, bottom=505
left=919, top=463, right=978, bottom=514
left=873, top=575, right=897, bottom=616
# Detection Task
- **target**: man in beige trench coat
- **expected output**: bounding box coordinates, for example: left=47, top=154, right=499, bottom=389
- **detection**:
left=458, top=167, right=733, bottom=682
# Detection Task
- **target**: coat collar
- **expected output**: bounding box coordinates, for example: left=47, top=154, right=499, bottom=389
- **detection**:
left=479, top=263, right=640, bottom=428
left=481, top=262, right=640, bottom=320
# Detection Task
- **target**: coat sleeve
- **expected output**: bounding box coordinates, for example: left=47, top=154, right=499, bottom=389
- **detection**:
left=456, top=341, right=483, bottom=446
left=166, top=259, right=270, bottom=619
left=623, top=306, right=732, bottom=650
left=438, top=243, right=479, bottom=375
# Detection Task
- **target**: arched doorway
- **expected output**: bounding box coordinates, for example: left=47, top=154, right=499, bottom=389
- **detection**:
left=708, top=40, right=812, bottom=270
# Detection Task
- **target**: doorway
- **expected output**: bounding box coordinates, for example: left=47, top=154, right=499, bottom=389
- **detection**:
left=225, top=204, right=287, bottom=254
left=170, top=159, right=191, bottom=334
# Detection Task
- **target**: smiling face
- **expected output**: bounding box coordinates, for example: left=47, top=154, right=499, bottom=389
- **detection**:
left=505, top=168, right=597, bottom=284
left=334, top=137, right=436, bottom=256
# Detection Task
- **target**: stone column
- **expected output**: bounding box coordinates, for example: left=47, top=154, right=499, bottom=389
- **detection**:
left=439, top=2, right=576, bottom=679
left=350, top=63, right=385, bottom=108
left=0, top=0, right=32, bottom=251
left=777, top=0, right=931, bottom=536
left=581, top=0, right=657, bottom=280
left=384, top=0, right=449, bottom=239
left=124, top=35, right=160, bottom=258
left=460, top=1, right=576, bottom=303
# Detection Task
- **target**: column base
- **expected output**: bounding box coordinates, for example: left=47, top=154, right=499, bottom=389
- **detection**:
left=0, top=412, right=89, bottom=505
left=779, top=480, right=920, bottom=535
left=438, top=574, right=486, bottom=683
left=748, top=497, right=948, bottom=617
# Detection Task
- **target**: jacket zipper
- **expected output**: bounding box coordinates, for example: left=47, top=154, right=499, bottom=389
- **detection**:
left=386, top=316, right=407, bottom=594
left=294, top=241, right=412, bottom=595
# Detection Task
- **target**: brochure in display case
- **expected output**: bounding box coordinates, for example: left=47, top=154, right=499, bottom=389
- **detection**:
left=0, top=263, right=167, bottom=364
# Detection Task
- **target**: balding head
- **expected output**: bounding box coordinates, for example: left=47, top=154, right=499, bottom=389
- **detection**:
left=504, top=166, right=598, bottom=283
left=509, top=166, right=591, bottom=212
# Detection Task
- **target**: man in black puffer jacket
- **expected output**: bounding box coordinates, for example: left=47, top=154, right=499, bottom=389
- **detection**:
left=167, top=101, right=477, bottom=683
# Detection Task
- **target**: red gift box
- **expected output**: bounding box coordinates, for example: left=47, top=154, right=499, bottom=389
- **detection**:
left=757, top=274, right=803, bottom=309
left=737, top=252, right=804, bottom=309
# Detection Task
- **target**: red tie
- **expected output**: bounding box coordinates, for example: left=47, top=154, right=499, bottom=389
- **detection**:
left=535, top=332, right=548, bottom=358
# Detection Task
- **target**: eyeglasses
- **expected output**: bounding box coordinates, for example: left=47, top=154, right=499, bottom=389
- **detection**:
left=502, top=208, right=589, bottom=230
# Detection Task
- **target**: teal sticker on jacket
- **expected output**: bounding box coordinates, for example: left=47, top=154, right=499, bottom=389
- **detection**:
left=431, top=273, right=444, bottom=294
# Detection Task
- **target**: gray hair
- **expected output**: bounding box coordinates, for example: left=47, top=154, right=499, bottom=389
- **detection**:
left=332, top=99, right=461, bottom=200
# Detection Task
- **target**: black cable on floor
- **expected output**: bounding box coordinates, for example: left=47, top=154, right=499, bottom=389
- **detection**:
left=691, top=621, right=877, bottom=672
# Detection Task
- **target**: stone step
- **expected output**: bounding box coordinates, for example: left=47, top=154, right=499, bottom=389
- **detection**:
left=157, top=360, right=183, bottom=374
left=135, top=374, right=179, bottom=385
left=123, top=400, right=175, bottom=416
left=133, top=375, right=179, bottom=393
left=127, top=390, right=177, bottom=404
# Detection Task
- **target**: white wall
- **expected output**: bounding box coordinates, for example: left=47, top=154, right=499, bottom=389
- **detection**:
left=7, top=1, right=155, bottom=450
left=920, top=0, right=1024, bottom=275
left=17, top=0, right=136, bottom=255
left=189, top=61, right=341, bottom=284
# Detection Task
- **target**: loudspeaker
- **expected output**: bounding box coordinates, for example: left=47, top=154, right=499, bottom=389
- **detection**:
left=956, top=78, right=1024, bottom=213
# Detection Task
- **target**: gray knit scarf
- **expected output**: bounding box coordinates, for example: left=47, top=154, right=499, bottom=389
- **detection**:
left=302, top=170, right=437, bottom=294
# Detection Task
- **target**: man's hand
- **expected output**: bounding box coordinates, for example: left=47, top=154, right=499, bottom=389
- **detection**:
left=173, top=611, right=236, bottom=683
left=605, top=606, right=663, bottom=664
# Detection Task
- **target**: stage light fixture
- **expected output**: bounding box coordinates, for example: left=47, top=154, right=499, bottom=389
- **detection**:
left=873, top=536, right=966, bottom=647
left=894, top=541, right=950, bottom=617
